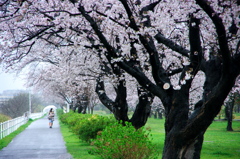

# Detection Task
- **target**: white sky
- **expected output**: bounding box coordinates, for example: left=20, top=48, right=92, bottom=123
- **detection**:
left=0, top=71, right=27, bottom=94
left=0, top=37, right=27, bottom=94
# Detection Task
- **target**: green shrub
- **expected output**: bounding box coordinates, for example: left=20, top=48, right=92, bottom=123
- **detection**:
left=56, top=109, right=64, bottom=116
left=60, top=111, right=76, bottom=124
left=76, top=115, right=115, bottom=143
left=68, top=114, right=90, bottom=127
left=92, top=122, right=159, bottom=159
left=0, top=114, right=11, bottom=123
left=70, top=114, right=92, bottom=134
left=59, top=112, right=115, bottom=143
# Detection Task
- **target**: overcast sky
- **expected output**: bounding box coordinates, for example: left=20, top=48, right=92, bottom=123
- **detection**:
left=0, top=71, right=27, bottom=94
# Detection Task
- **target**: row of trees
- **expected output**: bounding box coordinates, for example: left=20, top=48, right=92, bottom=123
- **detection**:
left=0, top=0, right=239, bottom=158
left=224, top=92, right=240, bottom=131
left=0, top=93, right=45, bottom=118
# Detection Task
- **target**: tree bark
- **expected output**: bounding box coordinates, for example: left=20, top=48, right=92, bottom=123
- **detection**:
left=158, top=110, right=163, bottom=119
left=130, top=86, right=154, bottom=129
left=95, top=76, right=129, bottom=122
left=163, top=131, right=204, bottom=159
left=96, top=77, right=154, bottom=128
left=225, top=93, right=235, bottom=131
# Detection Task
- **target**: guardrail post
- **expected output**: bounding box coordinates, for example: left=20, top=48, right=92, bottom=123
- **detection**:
left=0, top=123, right=2, bottom=139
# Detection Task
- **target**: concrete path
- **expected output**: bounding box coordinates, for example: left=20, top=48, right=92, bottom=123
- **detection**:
left=0, top=115, right=72, bottom=159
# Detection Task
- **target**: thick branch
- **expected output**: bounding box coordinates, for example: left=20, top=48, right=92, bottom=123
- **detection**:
left=140, top=0, right=161, bottom=14
left=95, top=11, right=128, bottom=29
left=95, top=77, right=114, bottom=112
left=178, top=16, right=202, bottom=90
left=154, top=32, right=190, bottom=57
left=79, top=4, right=168, bottom=105
left=119, top=0, right=139, bottom=31
left=18, top=25, right=54, bottom=44
left=189, top=16, right=202, bottom=73
left=196, top=0, right=231, bottom=73
left=139, top=35, right=170, bottom=87
left=167, top=68, right=183, bottom=76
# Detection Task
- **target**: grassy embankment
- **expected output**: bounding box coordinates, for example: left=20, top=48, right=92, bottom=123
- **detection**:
left=0, top=119, right=34, bottom=150
left=60, top=111, right=240, bottom=159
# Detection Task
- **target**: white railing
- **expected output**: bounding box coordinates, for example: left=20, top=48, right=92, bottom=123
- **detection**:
left=63, top=104, right=70, bottom=113
left=63, top=106, right=67, bottom=113
left=0, top=115, right=28, bottom=139
left=0, top=112, right=44, bottom=139
left=29, top=112, right=44, bottom=120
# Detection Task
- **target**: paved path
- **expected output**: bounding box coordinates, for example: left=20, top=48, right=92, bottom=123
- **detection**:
left=0, top=115, right=72, bottom=159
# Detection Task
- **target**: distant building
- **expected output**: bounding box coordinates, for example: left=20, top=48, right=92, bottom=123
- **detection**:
left=2, top=90, right=27, bottom=96
left=0, top=90, right=28, bottom=104
left=0, top=96, right=12, bottom=104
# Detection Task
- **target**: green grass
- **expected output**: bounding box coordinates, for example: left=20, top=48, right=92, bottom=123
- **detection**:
left=146, top=118, right=240, bottom=159
left=59, top=122, right=100, bottom=159
left=144, top=118, right=164, bottom=158
left=0, top=114, right=11, bottom=123
left=60, top=116, right=240, bottom=159
left=234, top=113, right=240, bottom=119
left=201, top=121, right=240, bottom=159
left=0, top=119, right=34, bottom=150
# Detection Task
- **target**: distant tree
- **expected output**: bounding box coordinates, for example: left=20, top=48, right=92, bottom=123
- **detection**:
left=224, top=78, right=240, bottom=131
left=0, top=93, right=43, bottom=118
left=31, top=94, right=45, bottom=113
left=234, top=94, right=240, bottom=113
left=0, top=93, right=29, bottom=118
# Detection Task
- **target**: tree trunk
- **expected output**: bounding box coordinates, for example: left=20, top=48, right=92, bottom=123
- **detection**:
left=163, top=131, right=204, bottom=159
left=157, top=109, right=163, bottom=119
left=225, top=99, right=234, bottom=131
left=225, top=92, right=235, bottom=131
left=95, top=77, right=129, bottom=122
left=236, top=104, right=240, bottom=113
left=77, top=104, right=83, bottom=113
left=227, top=117, right=233, bottom=131
left=90, top=107, right=93, bottom=114
left=72, top=105, right=77, bottom=112
left=69, top=102, right=73, bottom=110
left=153, top=111, right=157, bottom=119
left=130, top=87, right=153, bottom=129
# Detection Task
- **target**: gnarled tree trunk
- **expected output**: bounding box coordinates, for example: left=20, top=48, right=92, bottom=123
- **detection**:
left=96, top=76, right=154, bottom=128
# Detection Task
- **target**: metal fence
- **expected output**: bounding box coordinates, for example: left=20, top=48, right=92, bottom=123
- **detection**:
left=0, top=112, right=44, bottom=139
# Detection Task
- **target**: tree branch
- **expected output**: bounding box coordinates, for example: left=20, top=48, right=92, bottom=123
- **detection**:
left=119, top=0, right=139, bottom=31
left=18, top=25, right=54, bottom=44
left=78, top=3, right=167, bottom=103
left=95, top=11, right=128, bottom=29
left=154, top=32, right=190, bottom=57
left=196, top=0, right=231, bottom=73
left=95, top=77, right=114, bottom=112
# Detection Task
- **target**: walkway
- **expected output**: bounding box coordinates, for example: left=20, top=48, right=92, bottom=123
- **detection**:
left=0, top=115, right=72, bottom=159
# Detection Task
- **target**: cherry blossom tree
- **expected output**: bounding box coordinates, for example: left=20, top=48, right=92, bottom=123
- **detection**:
left=0, top=0, right=156, bottom=127
left=224, top=76, right=240, bottom=131
left=1, top=0, right=240, bottom=158
left=25, top=48, right=98, bottom=113
left=77, top=0, right=240, bottom=158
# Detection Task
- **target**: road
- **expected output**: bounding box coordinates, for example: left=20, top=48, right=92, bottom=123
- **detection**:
left=0, top=115, right=72, bottom=159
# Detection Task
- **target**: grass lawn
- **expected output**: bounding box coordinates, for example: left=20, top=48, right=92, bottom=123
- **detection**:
left=60, top=115, right=240, bottom=159
left=0, top=119, right=34, bottom=150
left=201, top=121, right=240, bottom=159
left=59, top=122, right=100, bottom=159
